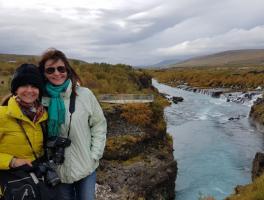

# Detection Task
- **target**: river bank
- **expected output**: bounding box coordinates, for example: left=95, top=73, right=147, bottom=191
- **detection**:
left=249, top=97, right=264, bottom=133
left=96, top=102, right=177, bottom=200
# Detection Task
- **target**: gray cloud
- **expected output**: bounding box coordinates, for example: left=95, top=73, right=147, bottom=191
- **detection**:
left=0, top=0, right=264, bottom=65
left=157, top=26, right=264, bottom=56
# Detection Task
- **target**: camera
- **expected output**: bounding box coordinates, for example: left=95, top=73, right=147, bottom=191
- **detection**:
left=46, top=136, right=71, bottom=165
left=32, top=136, right=71, bottom=187
left=34, top=160, right=61, bottom=187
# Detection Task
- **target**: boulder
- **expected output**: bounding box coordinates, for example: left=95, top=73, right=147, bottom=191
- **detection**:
left=211, top=91, right=223, bottom=98
left=172, top=96, right=184, bottom=104
left=228, top=117, right=240, bottom=121
left=228, top=114, right=246, bottom=121
left=252, top=152, right=264, bottom=181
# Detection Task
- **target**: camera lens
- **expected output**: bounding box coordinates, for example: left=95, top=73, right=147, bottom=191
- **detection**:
left=46, top=136, right=71, bottom=165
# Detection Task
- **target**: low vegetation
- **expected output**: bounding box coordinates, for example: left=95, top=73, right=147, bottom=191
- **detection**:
left=226, top=174, right=264, bottom=200
left=121, top=103, right=153, bottom=127
left=150, top=65, right=264, bottom=90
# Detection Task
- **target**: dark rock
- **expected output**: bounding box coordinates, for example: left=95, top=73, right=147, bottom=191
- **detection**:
left=228, top=115, right=246, bottom=121
left=252, top=152, right=264, bottom=181
left=254, top=97, right=264, bottom=105
left=98, top=143, right=177, bottom=200
left=172, top=96, right=184, bottom=104
left=249, top=97, right=264, bottom=133
left=211, top=91, right=223, bottom=98
left=228, top=117, right=238, bottom=121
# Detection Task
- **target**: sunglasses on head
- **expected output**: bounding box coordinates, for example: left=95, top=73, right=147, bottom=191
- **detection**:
left=45, top=66, right=67, bottom=74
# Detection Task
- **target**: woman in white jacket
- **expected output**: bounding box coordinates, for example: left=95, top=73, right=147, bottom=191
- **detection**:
left=38, top=48, right=107, bottom=200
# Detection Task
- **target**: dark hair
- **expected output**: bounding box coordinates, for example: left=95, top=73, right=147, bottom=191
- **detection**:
left=38, top=48, right=82, bottom=95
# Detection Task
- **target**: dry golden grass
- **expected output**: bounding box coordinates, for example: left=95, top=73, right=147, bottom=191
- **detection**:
left=149, top=65, right=264, bottom=90
left=121, top=103, right=153, bottom=127
left=226, top=174, right=264, bottom=200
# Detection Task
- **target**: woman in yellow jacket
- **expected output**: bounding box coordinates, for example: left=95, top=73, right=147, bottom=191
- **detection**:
left=0, top=64, right=47, bottom=196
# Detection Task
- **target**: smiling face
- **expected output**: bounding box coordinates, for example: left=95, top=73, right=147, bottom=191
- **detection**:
left=16, top=85, right=39, bottom=104
left=44, top=59, right=68, bottom=86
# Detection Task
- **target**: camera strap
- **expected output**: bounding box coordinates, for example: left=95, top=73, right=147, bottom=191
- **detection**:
left=67, top=91, right=76, bottom=138
left=16, top=119, right=38, bottom=160
left=40, top=121, right=48, bottom=158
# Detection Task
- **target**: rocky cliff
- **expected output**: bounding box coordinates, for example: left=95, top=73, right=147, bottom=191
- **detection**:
left=252, top=152, right=264, bottom=181
left=246, top=98, right=264, bottom=174
left=249, top=97, right=264, bottom=132
left=96, top=102, right=177, bottom=200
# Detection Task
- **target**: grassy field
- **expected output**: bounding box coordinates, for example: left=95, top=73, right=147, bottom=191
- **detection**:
left=149, top=65, right=264, bottom=90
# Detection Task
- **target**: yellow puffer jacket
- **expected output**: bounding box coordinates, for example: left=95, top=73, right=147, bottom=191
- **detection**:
left=0, top=97, right=48, bottom=170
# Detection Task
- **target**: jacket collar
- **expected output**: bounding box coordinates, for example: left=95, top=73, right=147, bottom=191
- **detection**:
left=7, top=96, right=48, bottom=126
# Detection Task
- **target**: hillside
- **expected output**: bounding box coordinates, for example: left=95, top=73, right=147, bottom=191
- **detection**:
left=0, top=53, right=39, bottom=62
left=143, top=59, right=182, bottom=69
left=170, top=49, right=264, bottom=68
left=149, top=49, right=264, bottom=90
left=0, top=53, right=87, bottom=66
left=0, top=53, right=150, bottom=97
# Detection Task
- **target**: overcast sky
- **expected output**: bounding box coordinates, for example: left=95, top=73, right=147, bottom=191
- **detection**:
left=0, top=0, right=264, bottom=66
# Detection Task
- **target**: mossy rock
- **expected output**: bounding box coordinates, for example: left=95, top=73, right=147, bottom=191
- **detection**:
left=103, top=134, right=148, bottom=160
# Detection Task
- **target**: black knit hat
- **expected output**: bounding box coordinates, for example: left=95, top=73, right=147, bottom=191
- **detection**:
left=11, top=63, right=44, bottom=96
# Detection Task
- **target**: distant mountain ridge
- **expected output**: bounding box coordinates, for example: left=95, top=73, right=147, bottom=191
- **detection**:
left=169, top=49, right=264, bottom=68
left=145, top=59, right=182, bottom=68
left=0, top=53, right=38, bottom=62
left=0, top=53, right=87, bottom=64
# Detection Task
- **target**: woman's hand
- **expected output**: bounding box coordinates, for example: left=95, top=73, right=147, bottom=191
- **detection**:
left=9, top=158, right=32, bottom=168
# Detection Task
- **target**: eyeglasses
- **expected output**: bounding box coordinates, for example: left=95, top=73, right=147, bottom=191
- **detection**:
left=45, top=66, right=67, bottom=74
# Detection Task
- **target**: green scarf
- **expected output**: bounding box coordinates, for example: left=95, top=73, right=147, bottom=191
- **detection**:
left=45, top=79, right=70, bottom=137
